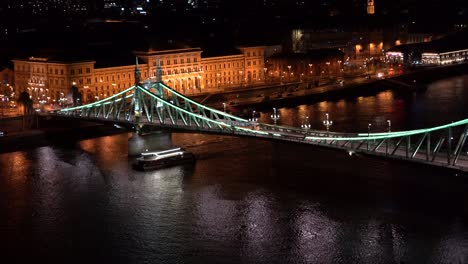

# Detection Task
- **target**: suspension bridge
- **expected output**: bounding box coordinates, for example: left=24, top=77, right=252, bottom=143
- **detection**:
left=48, top=62, right=468, bottom=173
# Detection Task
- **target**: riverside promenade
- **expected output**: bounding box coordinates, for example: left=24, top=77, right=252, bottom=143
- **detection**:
left=191, top=62, right=468, bottom=111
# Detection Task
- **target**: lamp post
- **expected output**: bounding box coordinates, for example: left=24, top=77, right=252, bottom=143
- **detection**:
left=249, top=110, right=258, bottom=129
left=239, top=71, right=243, bottom=87
left=287, top=65, right=291, bottom=82
left=337, top=60, right=342, bottom=78
left=216, top=73, right=221, bottom=91
left=1, top=96, right=4, bottom=117
left=301, top=116, right=311, bottom=132
left=263, top=67, right=267, bottom=83
left=386, top=119, right=391, bottom=154
left=367, top=123, right=372, bottom=150
left=308, top=63, right=313, bottom=81
left=325, top=62, right=330, bottom=79
left=323, top=113, right=333, bottom=135
left=271, top=107, right=280, bottom=125
left=222, top=102, right=226, bottom=113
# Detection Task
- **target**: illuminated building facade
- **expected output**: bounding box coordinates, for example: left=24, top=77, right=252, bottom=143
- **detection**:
left=12, top=46, right=266, bottom=104
left=367, top=0, right=375, bottom=15
left=386, top=31, right=468, bottom=65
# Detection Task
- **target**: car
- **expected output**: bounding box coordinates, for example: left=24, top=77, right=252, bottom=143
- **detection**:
left=0, top=131, right=7, bottom=137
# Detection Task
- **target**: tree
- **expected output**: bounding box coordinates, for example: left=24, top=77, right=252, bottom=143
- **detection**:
left=17, top=91, right=33, bottom=115
left=70, top=85, right=82, bottom=106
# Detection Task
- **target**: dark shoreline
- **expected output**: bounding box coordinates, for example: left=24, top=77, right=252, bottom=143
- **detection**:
left=0, top=122, right=127, bottom=154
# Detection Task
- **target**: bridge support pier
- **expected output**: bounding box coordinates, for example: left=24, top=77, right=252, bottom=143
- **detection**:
left=128, top=131, right=173, bottom=156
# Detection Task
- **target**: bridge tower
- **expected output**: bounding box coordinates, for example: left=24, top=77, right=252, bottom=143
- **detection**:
left=156, top=58, right=164, bottom=99
left=134, top=57, right=142, bottom=134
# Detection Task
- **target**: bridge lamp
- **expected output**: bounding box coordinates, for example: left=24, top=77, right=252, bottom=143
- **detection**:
left=249, top=110, right=258, bottom=122
left=301, top=116, right=311, bottom=130
left=387, top=120, right=391, bottom=132
left=322, top=113, right=333, bottom=134
left=271, top=107, right=280, bottom=125
left=222, top=102, right=226, bottom=113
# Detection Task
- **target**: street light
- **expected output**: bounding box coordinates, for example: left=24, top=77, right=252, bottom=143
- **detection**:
left=271, top=107, right=280, bottom=125
left=263, top=67, right=267, bottom=82
left=308, top=63, right=313, bottom=81
left=367, top=123, right=372, bottom=150
left=239, top=71, right=243, bottom=86
left=216, top=73, right=221, bottom=91
left=337, top=60, right=342, bottom=78
left=386, top=120, right=391, bottom=154
left=222, top=102, right=226, bottom=113
left=287, top=65, right=291, bottom=82
left=249, top=110, right=258, bottom=129
left=301, top=116, right=311, bottom=131
left=323, top=113, right=333, bottom=135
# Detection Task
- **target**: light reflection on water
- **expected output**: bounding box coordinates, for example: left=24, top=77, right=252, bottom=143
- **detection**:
left=256, top=75, right=468, bottom=133
left=1, top=76, right=468, bottom=263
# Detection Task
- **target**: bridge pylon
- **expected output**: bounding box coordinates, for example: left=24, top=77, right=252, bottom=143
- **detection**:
left=134, top=57, right=142, bottom=134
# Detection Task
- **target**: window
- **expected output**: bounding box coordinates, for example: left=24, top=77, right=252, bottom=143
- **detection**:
left=187, top=58, right=191, bottom=63
left=248, top=62, right=251, bottom=66
left=60, top=69, right=63, bottom=75
left=86, top=68, right=90, bottom=74
left=78, top=69, right=83, bottom=74
left=194, top=58, right=198, bottom=62
left=174, top=59, right=177, bottom=64
left=253, top=51, right=257, bottom=56
left=181, top=59, right=184, bottom=64
left=55, top=69, right=58, bottom=74
left=167, top=60, right=170, bottom=65
left=247, top=52, right=250, bottom=57
left=71, top=69, right=75, bottom=75
left=253, top=61, right=257, bottom=66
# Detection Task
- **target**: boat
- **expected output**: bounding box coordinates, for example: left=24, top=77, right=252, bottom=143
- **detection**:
left=132, top=147, right=195, bottom=171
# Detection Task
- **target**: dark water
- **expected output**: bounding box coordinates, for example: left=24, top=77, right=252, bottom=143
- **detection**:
left=2, top=75, right=468, bottom=264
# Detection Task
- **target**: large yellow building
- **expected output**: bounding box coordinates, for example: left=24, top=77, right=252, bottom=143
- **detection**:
left=13, top=46, right=265, bottom=104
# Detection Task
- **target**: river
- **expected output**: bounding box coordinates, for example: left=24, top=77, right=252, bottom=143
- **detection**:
left=1, top=75, right=468, bottom=263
